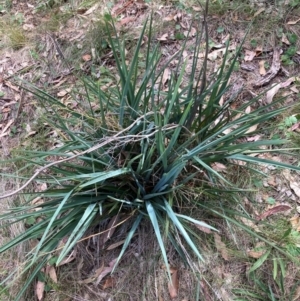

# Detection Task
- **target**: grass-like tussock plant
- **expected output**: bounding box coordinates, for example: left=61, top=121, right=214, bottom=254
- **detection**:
left=1, top=5, right=300, bottom=300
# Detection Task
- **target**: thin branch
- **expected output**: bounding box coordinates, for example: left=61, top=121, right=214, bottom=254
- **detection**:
left=1, top=116, right=179, bottom=199
left=0, top=113, right=167, bottom=199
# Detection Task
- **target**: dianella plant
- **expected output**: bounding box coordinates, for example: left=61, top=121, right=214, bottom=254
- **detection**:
left=0, top=2, right=299, bottom=299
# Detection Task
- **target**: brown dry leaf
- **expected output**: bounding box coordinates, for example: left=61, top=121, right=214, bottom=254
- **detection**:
left=245, top=123, right=258, bottom=134
left=80, top=264, right=104, bottom=284
left=247, top=249, right=266, bottom=258
left=267, top=176, right=276, bottom=187
left=83, top=3, right=99, bottom=15
left=290, top=85, right=299, bottom=93
left=168, top=268, right=179, bottom=299
left=255, top=46, right=263, bottom=56
left=291, top=122, right=300, bottom=131
left=23, top=23, right=35, bottom=31
left=39, top=183, right=48, bottom=192
left=82, top=54, right=91, bottom=62
left=292, top=286, right=300, bottom=301
left=196, top=224, right=211, bottom=234
left=200, top=280, right=212, bottom=301
left=253, top=7, right=265, bottom=17
left=290, top=216, right=300, bottom=231
left=247, top=134, right=261, bottom=141
left=162, top=68, right=171, bottom=86
left=290, top=180, right=300, bottom=198
left=221, top=34, right=230, bottom=44
left=0, top=119, right=14, bottom=137
left=4, top=81, right=19, bottom=92
left=48, top=266, right=58, bottom=283
left=211, top=162, right=227, bottom=172
left=244, top=49, right=256, bottom=62
left=103, top=276, right=116, bottom=289
left=120, top=16, right=136, bottom=25
left=173, top=12, right=182, bottom=22
left=157, top=33, right=168, bottom=41
left=259, top=60, right=266, bottom=75
left=245, top=106, right=251, bottom=114
left=265, top=83, right=281, bottom=104
left=101, top=215, right=119, bottom=245
left=257, top=204, right=291, bottom=221
left=107, top=239, right=126, bottom=250
left=36, top=281, right=45, bottom=300
left=281, top=76, right=299, bottom=87
left=190, top=27, right=197, bottom=37
left=57, top=88, right=71, bottom=97
left=287, top=17, right=300, bottom=25
left=239, top=217, right=261, bottom=232
left=214, top=233, right=229, bottom=261
left=164, top=14, right=175, bottom=21
left=282, top=33, right=290, bottom=45
left=192, top=6, right=201, bottom=11
left=96, top=258, right=117, bottom=284
left=57, top=249, right=76, bottom=266
left=207, top=48, right=226, bottom=61
left=247, top=242, right=266, bottom=259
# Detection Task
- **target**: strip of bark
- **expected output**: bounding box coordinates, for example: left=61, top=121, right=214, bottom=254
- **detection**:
left=253, top=47, right=281, bottom=87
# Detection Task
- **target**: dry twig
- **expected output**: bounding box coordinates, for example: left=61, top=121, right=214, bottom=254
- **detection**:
left=0, top=113, right=180, bottom=199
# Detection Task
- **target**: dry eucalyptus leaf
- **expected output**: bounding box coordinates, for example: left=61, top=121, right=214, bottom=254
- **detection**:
left=214, top=233, right=229, bottom=260
left=196, top=224, right=211, bottom=234
left=103, top=276, right=116, bottom=289
left=164, top=14, right=175, bottom=21
left=257, top=204, right=291, bottom=221
left=192, top=6, right=201, bottom=11
left=82, top=54, right=91, bottom=62
left=291, top=122, right=300, bottom=131
left=290, top=180, right=300, bottom=198
left=247, top=249, right=266, bottom=259
left=101, top=215, right=119, bottom=245
left=168, top=268, right=179, bottom=299
left=265, top=84, right=281, bottom=104
left=259, top=60, right=266, bottom=75
left=239, top=217, right=261, bottom=232
left=48, top=266, right=58, bottom=283
left=247, top=134, right=261, bottom=142
left=57, top=88, right=71, bottom=97
left=290, top=85, right=299, bottom=93
left=57, top=249, right=76, bottom=266
left=292, top=286, right=300, bottom=301
left=36, top=281, right=45, bottom=300
left=120, top=16, right=136, bottom=25
left=245, top=123, right=258, bottom=134
left=39, top=183, right=48, bottom=191
left=157, top=33, right=168, bottom=41
left=244, top=49, right=256, bottom=62
left=282, top=33, right=290, bottom=45
left=245, top=106, right=251, bottom=114
left=290, top=216, right=300, bottom=231
left=281, top=76, right=299, bottom=87
left=96, top=258, right=117, bottom=284
left=162, top=68, right=171, bottom=86
left=23, top=23, right=35, bottom=31
left=211, top=162, right=227, bottom=172
left=287, top=17, right=300, bottom=25
left=253, top=7, right=265, bottom=17
left=200, top=280, right=213, bottom=301
left=83, top=3, right=99, bottom=15
left=106, top=239, right=126, bottom=250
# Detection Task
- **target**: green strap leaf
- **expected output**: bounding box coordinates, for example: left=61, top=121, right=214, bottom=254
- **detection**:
left=164, top=200, right=204, bottom=262
left=146, top=201, right=170, bottom=277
